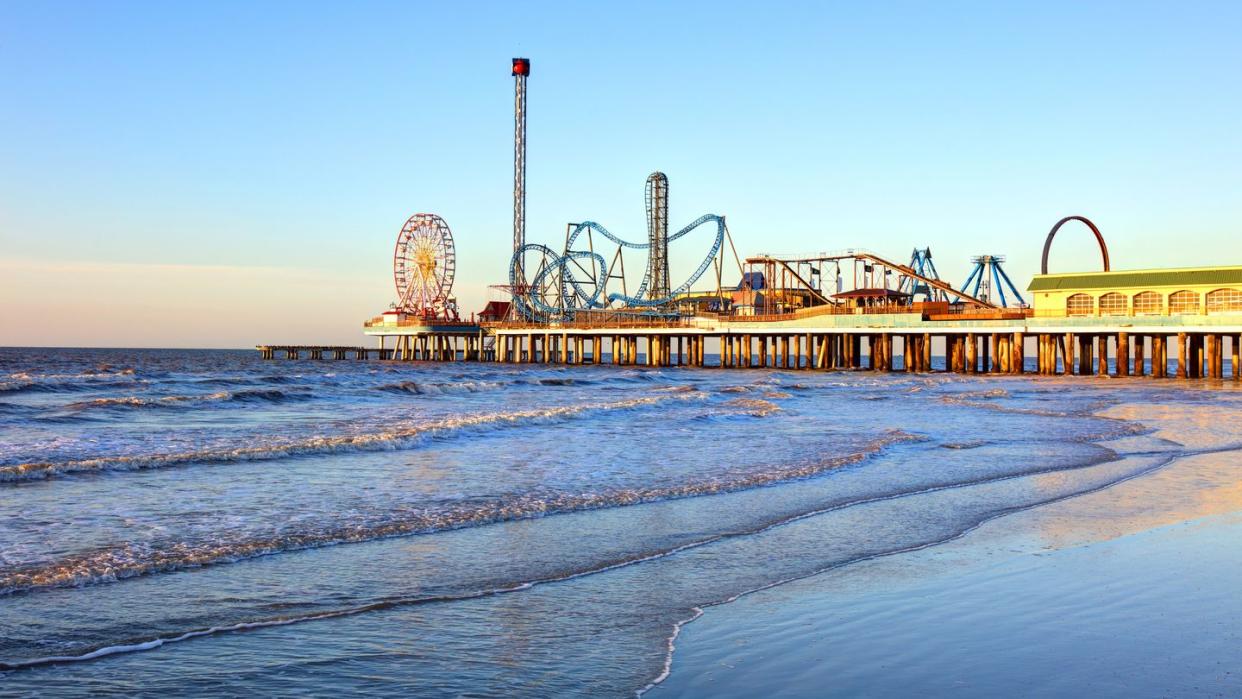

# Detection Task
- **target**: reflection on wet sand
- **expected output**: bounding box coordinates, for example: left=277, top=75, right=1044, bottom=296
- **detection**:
left=1020, top=400, right=1242, bottom=550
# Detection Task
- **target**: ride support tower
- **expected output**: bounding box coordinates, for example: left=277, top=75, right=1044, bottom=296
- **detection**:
left=645, top=172, right=670, bottom=301
left=512, top=58, right=530, bottom=294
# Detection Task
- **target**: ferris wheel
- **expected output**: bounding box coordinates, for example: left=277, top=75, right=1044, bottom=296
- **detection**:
left=393, top=213, right=457, bottom=318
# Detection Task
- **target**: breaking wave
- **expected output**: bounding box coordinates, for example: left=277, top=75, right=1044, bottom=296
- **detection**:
left=61, top=389, right=309, bottom=412
left=0, top=394, right=700, bottom=483
left=720, top=397, right=783, bottom=417
left=375, top=380, right=505, bottom=395
left=7, top=369, right=136, bottom=381
left=0, top=379, right=143, bottom=394
left=0, top=430, right=921, bottom=596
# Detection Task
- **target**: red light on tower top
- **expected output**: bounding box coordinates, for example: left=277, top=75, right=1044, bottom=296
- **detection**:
left=512, top=58, right=530, bottom=76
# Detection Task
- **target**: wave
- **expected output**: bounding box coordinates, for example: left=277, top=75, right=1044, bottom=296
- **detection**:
left=952, top=388, right=1011, bottom=400
left=7, top=369, right=136, bottom=381
left=936, top=387, right=1092, bottom=417
left=655, top=385, right=698, bottom=394
left=1, top=369, right=142, bottom=395
left=375, top=380, right=505, bottom=395
left=187, top=374, right=297, bottom=388
left=0, top=401, right=40, bottom=424
left=940, top=440, right=989, bottom=450
left=0, top=379, right=144, bottom=395
left=0, top=394, right=699, bottom=483
left=940, top=397, right=1074, bottom=417
left=0, top=430, right=920, bottom=597
left=721, top=398, right=782, bottom=417
left=2, top=436, right=1179, bottom=676
left=58, top=389, right=310, bottom=413
left=0, top=535, right=712, bottom=673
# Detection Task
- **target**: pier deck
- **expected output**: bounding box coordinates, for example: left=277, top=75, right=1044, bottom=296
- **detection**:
left=262, top=311, right=1242, bottom=380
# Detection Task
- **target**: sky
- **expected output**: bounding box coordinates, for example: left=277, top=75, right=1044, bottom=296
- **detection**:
left=2, top=1, right=1240, bottom=348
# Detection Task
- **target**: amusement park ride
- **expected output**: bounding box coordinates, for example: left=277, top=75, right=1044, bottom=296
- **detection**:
left=265, top=56, right=1242, bottom=385
left=375, top=56, right=1037, bottom=330
left=391, top=213, right=459, bottom=320
left=504, top=172, right=734, bottom=321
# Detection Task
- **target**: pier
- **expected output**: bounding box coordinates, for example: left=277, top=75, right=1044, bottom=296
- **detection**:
left=256, top=345, right=378, bottom=360
left=259, top=59, right=1242, bottom=384
left=264, top=311, right=1242, bottom=381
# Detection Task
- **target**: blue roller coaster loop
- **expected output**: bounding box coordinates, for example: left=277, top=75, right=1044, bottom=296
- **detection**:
left=509, top=214, right=726, bottom=320
left=508, top=243, right=607, bottom=319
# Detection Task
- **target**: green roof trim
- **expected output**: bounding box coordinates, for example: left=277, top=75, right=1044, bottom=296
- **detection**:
left=1028, top=267, right=1242, bottom=292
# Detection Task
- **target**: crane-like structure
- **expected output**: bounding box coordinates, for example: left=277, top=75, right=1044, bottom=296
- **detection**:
left=898, top=248, right=948, bottom=302
left=959, top=255, right=1027, bottom=307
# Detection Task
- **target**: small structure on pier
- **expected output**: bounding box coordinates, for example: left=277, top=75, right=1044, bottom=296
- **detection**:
left=832, top=288, right=912, bottom=309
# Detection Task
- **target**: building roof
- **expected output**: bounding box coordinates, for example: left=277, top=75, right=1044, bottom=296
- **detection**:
left=478, top=301, right=512, bottom=318
left=1028, top=266, right=1242, bottom=292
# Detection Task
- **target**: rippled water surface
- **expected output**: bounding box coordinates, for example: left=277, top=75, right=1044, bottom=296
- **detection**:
left=1, top=348, right=1237, bottom=696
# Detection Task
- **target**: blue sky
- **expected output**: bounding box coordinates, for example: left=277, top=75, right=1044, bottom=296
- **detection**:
left=2, top=1, right=1240, bottom=346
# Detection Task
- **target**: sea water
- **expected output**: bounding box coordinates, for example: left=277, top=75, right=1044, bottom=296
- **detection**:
left=0, top=347, right=1237, bottom=696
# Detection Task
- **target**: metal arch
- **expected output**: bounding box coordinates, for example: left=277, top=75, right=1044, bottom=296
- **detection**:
left=1042, top=215, right=1110, bottom=275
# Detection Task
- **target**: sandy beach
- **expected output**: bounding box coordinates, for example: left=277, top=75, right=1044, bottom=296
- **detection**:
left=653, top=398, right=1242, bottom=696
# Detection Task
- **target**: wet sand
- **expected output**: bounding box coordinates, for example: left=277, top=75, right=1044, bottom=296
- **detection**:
left=652, top=401, right=1242, bottom=697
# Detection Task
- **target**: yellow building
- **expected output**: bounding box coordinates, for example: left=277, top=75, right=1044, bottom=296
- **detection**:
left=1028, top=266, right=1242, bottom=317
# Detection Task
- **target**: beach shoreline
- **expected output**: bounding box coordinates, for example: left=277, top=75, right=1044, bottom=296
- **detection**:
left=651, top=399, right=1242, bottom=697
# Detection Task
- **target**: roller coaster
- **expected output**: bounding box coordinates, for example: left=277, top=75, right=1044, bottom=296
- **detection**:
left=508, top=172, right=733, bottom=321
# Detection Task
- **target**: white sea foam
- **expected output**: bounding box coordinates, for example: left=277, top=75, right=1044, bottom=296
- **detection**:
left=0, top=393, right=699, bottom=482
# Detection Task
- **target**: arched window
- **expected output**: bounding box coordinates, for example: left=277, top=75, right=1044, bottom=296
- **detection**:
left=1206, top=288, right=1242, bottom=313
left=1099, top=292, right=1127, bottom=316
left=1132, top=291, right=1162, bottom=315
left=1168, top=290, right=1200, bottom=315
left=1066, top=293, right=1094, bottom=316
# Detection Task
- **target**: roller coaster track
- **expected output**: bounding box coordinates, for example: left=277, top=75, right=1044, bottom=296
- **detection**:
left=751, top=252, right=997, bottom=310
left=510, top=214, right=726, bottom=320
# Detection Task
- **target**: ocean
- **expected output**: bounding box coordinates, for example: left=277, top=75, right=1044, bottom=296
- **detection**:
left=0, top=347, right=1237, bottom=696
